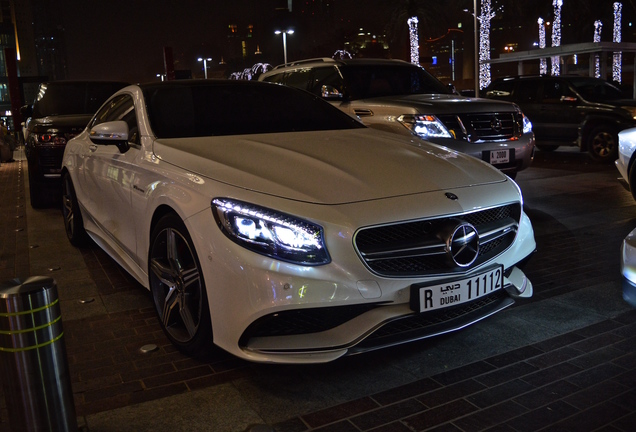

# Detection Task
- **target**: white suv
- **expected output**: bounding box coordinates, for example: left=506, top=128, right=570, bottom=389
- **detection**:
left=260, top=58, right=535, bottom=178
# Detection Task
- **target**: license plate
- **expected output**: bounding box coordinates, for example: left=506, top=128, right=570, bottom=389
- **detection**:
left=412, top=266, right=504, bottom=312
left=490, top=149, right=510, bottom=164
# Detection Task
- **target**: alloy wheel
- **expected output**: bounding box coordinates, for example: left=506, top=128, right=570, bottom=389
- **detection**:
left=149, top=226, right=204, bottom=344
left=590, top=131, right=616, bottom=160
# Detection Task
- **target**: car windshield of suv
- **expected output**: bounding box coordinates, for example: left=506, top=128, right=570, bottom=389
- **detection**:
left=568, top=78, right=625, bottom=101
left=32, top=82, right=128, bottom=117
left=144, top=81, right=365, bottom=139
left=340, top=65, right=451, bottom=100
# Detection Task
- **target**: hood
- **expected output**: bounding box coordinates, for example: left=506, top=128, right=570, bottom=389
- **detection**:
left=153, top=129, right=506, bottom=205
left=357, top=94, right=520, bottom=115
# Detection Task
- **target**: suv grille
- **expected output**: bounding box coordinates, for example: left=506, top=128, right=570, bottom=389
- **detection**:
left=438, top=112, right=519, bottom=141
left=354, top=203, right=520, bottom=277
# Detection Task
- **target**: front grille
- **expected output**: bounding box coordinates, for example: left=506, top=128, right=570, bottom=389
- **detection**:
left=240, top=303, right=379, bottom=341
left=350, top=289, right=513, bottom=353
left=36, top=146, right=65, bottom=171
left=239, top=289, right=513, bottom=351
left=438, top=112, right=519, bottom=141
left=354, top=204, right=520, bottom=277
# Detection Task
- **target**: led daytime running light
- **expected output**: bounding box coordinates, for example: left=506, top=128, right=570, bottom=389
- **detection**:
left=212, top=198, right=330, bottom=265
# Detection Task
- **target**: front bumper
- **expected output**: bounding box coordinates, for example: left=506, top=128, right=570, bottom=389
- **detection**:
left=26, top=144, right=65, bottom=180
left=191, top=201, right=536, bottom=364
left=620, top=227, right=636, bottom=308
left=427, top=133, right=535, bottom=175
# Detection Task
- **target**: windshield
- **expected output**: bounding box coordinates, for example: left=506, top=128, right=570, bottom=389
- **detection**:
left=568, top=77, right=625, bottom=101
left=340, top=64, right=451, bottom=100
left=144, top=81, right=365, bottom=139
left=32, top=82, right=128, bottom=117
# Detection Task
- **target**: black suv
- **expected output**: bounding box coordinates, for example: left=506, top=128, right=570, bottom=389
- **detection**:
left=484, top=75, right=636, bottom=162
left=21, top=80, right=128, bottom=207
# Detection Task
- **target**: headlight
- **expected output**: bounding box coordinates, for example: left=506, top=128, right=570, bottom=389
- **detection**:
left=522, top=114, right=533, bottom=134
left=621, top=106, right=636, bottom=120
left=398, top=114, right=452, bottom=139
left=212, top=198, right=330, bottom=265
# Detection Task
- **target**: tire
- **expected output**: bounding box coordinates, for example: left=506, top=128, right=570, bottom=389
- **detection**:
left=62, top=172, right=90, bottom=246
left=587, top=126, right=618, bottom=162
left=149, top=213, right=213, bottom=357
left=629, top=161, right=636, bottom=202
left=536, top=144, right=558, bottom=152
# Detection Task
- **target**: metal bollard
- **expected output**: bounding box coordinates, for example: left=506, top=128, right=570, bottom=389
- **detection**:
left=0, top=276, right=77, bottom=432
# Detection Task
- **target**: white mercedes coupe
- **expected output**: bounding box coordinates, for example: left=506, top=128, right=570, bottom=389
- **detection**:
left=61, top=80, right=536, bottom=363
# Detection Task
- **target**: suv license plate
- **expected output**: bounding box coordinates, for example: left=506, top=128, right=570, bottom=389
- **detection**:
left=490, top=149, right=510, bottom=164
left=413, top=266, right=504, bottom=312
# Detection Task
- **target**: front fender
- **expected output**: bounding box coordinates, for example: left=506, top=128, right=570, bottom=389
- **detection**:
left=132, top=160, right=213, bottom=277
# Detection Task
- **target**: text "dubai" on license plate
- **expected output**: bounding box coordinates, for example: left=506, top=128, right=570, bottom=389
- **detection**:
left=415, top=266, right=503, bottom=312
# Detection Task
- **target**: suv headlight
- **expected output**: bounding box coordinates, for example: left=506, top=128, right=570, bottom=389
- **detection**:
left=522, top=114, right=533, bottom=134
left=621, top=106, right=636, bottom=120
left=212, top=198, right=330, bottom=265
left=397, top=114, right=452, bottom=139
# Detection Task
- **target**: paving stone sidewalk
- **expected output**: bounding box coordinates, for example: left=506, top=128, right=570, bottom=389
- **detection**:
left=1, top=147, right=636, bottom=431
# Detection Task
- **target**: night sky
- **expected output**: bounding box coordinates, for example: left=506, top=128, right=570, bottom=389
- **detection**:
left=56, top=0, right=394, bottom=83
left=54, top=0, right=636, bottom=84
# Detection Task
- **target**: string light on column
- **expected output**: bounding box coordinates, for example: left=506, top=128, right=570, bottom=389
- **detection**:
left=614, top=2, right=622, bottom=83
left=594, top=20, right=603, bottom=78
left=408, top=17, right=420, bottom=65
left=538, top=18, right=547, bottom=75
left=479, top=0, right=495, bottom=89
left=551, top=0, right=563, bottom=76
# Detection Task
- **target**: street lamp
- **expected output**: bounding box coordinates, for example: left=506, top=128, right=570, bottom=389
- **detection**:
left=197, top=57, right=212, bottom=79
left=274, top=29, right=294, bottom=64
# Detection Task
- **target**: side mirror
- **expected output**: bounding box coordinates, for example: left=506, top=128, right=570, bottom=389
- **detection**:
left=89, top=120, right=130, bottom=153
left=321, top=85, right=344, bottom=100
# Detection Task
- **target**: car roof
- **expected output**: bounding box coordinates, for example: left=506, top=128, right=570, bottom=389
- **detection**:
left=492, top=75, right=607, bottom=82
left=267, top=57, right=413, bottom=72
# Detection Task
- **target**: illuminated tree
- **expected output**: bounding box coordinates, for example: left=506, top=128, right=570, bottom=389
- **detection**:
left=614, top=2, right=622, bottom=83
left=538, top=18, right=547, bottom=75
left=594, top=20, right=603, bottom=78
left=551, top=0, right=563, bottom=76
left=386, top=0, right=453, bottom=63
left=477, top=0, right=496, bottom=89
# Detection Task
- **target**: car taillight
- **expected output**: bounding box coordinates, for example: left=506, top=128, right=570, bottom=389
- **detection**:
left=38, top=134, right=67, bottom=146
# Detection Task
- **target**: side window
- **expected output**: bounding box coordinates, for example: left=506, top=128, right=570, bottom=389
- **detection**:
left=309, top=67, right=344, bottom=98
left=90, top=94, right=140, bottom=145
left=541, top=79, right=572, bottom=103
left=261, top=73, right=284, bottom=84
left=485, top=81, right=514, bottom=99
left=513, top=80, right=540, bottom=103
left=283, top=68, right=312, bottom=91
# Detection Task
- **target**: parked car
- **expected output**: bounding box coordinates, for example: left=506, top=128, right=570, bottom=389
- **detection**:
left=62, top=80, right=536, bottom=363
left=258, top=58, right=535, bottom=179
left=616, top=126, right=636, bottom=199
left=484, top=75, right=636, bottom=162
left=21, top=80, right=128, bottom=207
left=620, top=228, right=636, bottom=307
